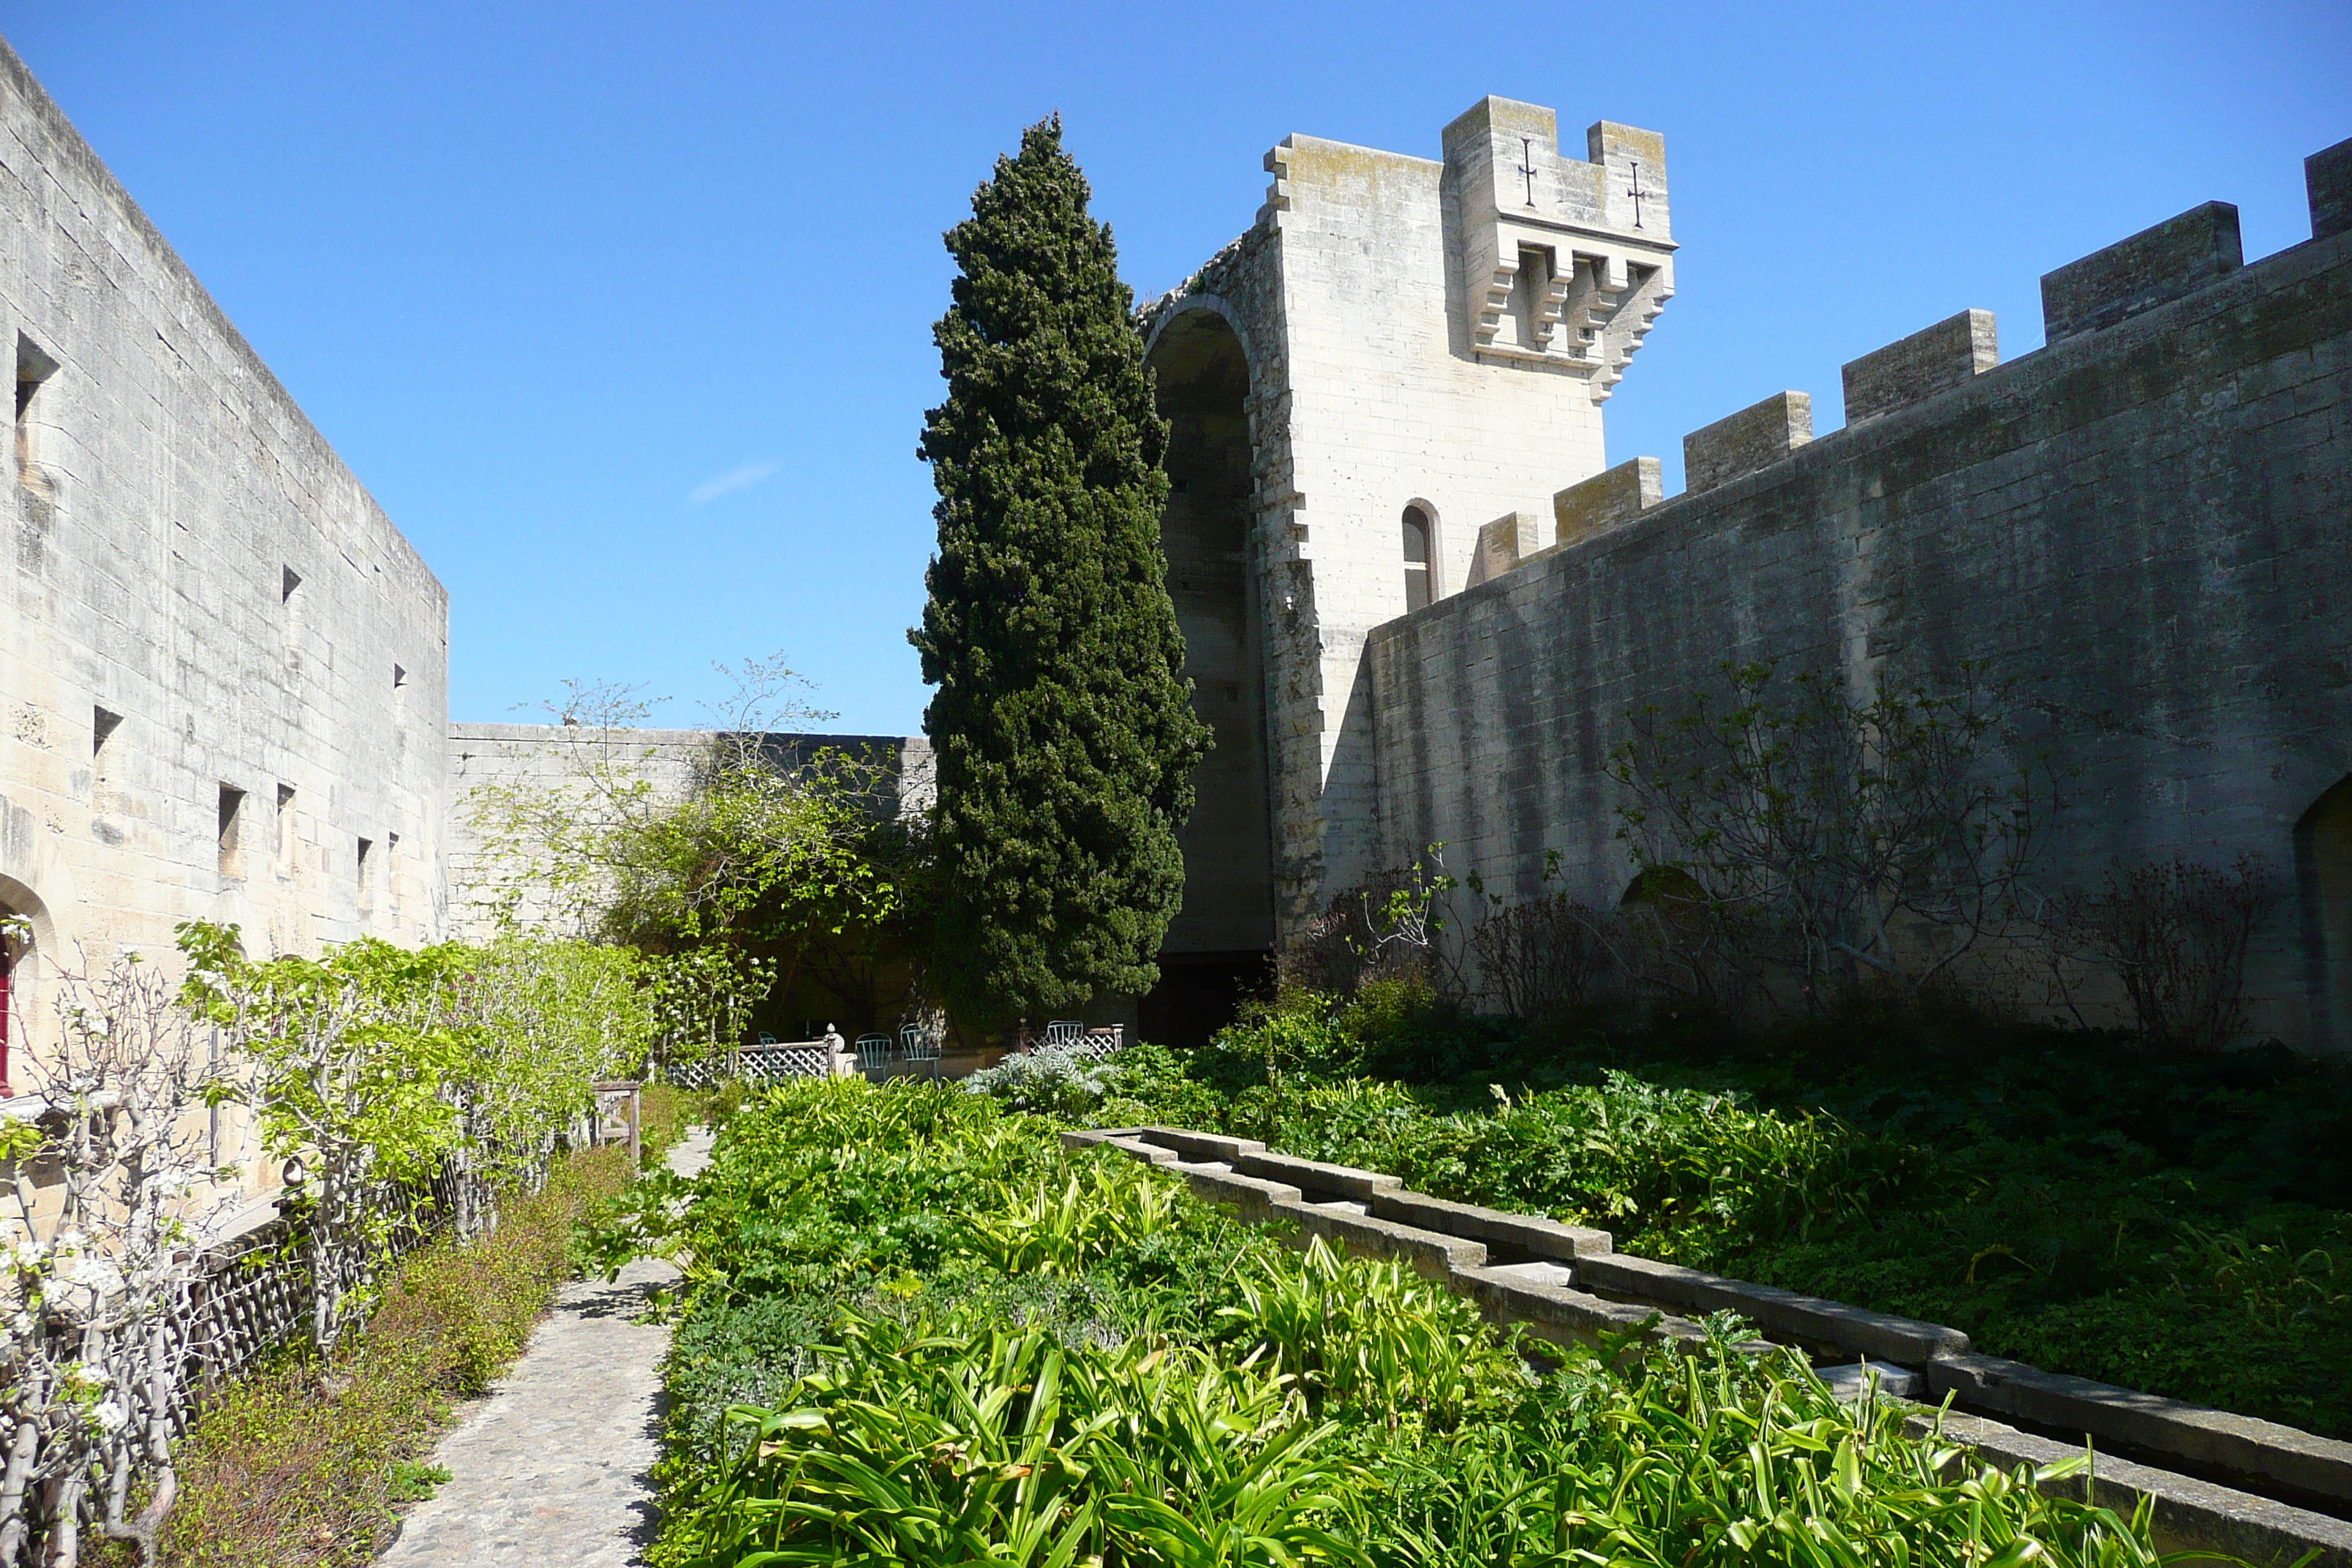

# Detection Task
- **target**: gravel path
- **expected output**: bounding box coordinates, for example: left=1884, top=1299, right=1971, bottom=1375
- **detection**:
left=379, top=1128, right=714, bottom=1567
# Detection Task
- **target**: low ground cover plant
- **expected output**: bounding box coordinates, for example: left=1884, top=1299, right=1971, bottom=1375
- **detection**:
left=146, top=1124, right=671, bottom=1568
left=1047, top=990, right=2352, bottom=1439
left=620, top=1078, right=2170, bottom=1567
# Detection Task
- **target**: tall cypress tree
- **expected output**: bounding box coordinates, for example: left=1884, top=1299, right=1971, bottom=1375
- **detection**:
left=911, top=116, right=1213, bottom=1027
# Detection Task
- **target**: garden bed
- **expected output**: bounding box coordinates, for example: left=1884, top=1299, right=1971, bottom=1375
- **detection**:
left=1039, top=995, right=2352, bottom=1442
left=621, top=1077, right=2179, bottom=1568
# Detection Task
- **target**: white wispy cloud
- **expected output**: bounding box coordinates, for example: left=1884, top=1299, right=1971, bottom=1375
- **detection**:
left=688, top=461, right=779, bottom=505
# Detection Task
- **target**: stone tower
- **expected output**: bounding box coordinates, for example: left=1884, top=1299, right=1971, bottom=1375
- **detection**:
left=1139, top=95, right=1674, bottom=1011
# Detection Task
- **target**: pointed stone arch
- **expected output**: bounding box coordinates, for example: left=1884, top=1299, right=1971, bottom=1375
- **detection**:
left=1141, top=301, right=1275, bottom=1040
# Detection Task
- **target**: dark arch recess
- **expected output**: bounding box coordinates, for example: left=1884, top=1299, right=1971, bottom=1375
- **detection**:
left=1141, top=308, right=1275, bottom=1043
left=2296, top=776, right=2352, bottom=1052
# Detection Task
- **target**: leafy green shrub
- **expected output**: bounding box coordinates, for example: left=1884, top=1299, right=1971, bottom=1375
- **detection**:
left=1219, top=1237, right=1528, bottom=1428
left=643, top=1079, right=2174, bottom=1568
left=960, top=1040, right=1122, bottom=1117
left=1187, top=988, right=1363, bottom=1090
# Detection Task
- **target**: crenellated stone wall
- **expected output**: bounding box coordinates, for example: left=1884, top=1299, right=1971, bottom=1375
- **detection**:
left=1363, top=162, right=2352, bottom=1047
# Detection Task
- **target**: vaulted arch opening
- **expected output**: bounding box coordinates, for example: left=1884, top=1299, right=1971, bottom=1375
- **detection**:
left=1142, top=306, right=1275, bottom=1041
left=2296, top=776, right=2352, bottom=1052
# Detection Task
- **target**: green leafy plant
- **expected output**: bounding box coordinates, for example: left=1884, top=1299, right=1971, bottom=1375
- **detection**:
left=634, top=1079, right=2181, bottom=1568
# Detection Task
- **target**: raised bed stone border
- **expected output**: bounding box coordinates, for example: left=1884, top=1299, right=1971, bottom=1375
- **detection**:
left=1068, top=1124, right=2352, bottom=1568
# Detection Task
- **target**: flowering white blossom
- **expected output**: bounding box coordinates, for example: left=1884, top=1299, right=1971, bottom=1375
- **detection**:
left=89, top=1401, right=127, bottom=1433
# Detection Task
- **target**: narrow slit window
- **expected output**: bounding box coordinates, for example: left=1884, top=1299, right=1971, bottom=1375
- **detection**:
left=218, top=785, right=247, bottom=877
left=355, top=837, right=373, bottom=889
left=282, top=567, right=301, bottom=604
left=15, top=334, right=57, bottom=493
left=276, top=785, right=296, bottom=860
left=1402, top=505, right=1434, bottom=611
left=92, top=706, right=121, bottom=766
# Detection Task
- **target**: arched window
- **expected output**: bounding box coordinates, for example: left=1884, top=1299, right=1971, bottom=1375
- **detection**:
left=1401, top=505, right=1434, bottom=611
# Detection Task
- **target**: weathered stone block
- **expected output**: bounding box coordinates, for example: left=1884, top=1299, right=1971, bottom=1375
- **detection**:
left=1369, top=1188, right=1613, bottom=1260
left=1234, top=1150, right=1403, bottom=1203
left=1136, top=1127, right=1266, bottom=1163
left=1911, top=1410, right=2352, bottom=1568
left=1841, top=309, right=1998, bottom=426
left=1452, top=1260, right=1714, bottom=1354
left=1683, top=391, right=1812, bottom=494
left=2311, top=136, right=2352, bottom=241
left=1925, top=1354, right=2352, bottom=1507
left=1466, top=512, right=1547, bottom=587
left=1269, top=1198, right=1487, bottom=1280
left=1578, top=1252, right=1969, bottom=1363
left=1814, top=1362, right=1924, bottom=1403
left=1172, top=1163, right=1302, bottom=1218
left=1554, top=456, right=1662, bottom=545
left=2040, top=201, right=2242, bottom=343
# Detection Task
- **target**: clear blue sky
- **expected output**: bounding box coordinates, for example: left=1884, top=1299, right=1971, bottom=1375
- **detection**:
left=7, top=3, right=2347, bottom=734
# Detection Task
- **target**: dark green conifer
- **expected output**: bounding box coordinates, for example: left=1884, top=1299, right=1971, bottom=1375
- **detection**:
left=910, top=116, right=1212, bottom=1027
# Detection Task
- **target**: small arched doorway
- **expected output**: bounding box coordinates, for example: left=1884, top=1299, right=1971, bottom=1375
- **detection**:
left=0, top=886, right=33, bottom=1096
left=2296, top=777, right=2352, bottom=1052
left=0, top=927, right=12, bottom=1091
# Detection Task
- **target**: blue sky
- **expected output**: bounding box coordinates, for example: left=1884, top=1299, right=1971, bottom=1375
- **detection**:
left=7, top=2, right=2347, bottom=734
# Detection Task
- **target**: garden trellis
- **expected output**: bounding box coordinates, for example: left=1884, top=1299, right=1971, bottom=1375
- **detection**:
left=0, top=920, right=672, bottom=1567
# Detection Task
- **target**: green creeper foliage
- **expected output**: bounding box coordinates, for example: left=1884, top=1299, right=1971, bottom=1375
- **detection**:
left=911, top=115, right=1212, bottom=1025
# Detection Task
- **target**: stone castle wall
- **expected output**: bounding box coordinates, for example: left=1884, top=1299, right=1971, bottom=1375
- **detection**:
left=444, top=723, right=934, bottom=943
left=1362, top=167, right=2352, bottom=1046
left=0, top=34, right=450, bottom=1069
left=1144, top=97, right=1676, bottom=950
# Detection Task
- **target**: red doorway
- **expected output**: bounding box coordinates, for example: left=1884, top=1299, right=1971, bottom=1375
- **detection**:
left=0, top=941, right=12, bottom=1093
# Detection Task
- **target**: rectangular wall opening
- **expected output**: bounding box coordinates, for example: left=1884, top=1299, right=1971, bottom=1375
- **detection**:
left=218, top=785, right=247, bottom=878
left=91, top=706, right=121, bottom=772
left=355, top=836, right=373, bottom=892
left=15, top=333, right=57, bottom=495
left=276, top=783, right=295, bottom=862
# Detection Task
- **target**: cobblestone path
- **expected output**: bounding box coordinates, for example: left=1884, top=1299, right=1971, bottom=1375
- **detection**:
left=380, top=1128, right=713, bottom=1567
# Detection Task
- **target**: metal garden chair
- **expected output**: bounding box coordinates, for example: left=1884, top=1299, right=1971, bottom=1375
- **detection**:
left=899, top=1025, right=943, bottom=1078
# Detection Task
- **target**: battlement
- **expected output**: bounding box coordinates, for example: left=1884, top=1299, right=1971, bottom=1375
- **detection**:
left=1473, top=136, right=2352, bottom=546
left=1365, top=132, right=2352, bottom=1047
left=1438, top=97, right=1676, bottom=397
